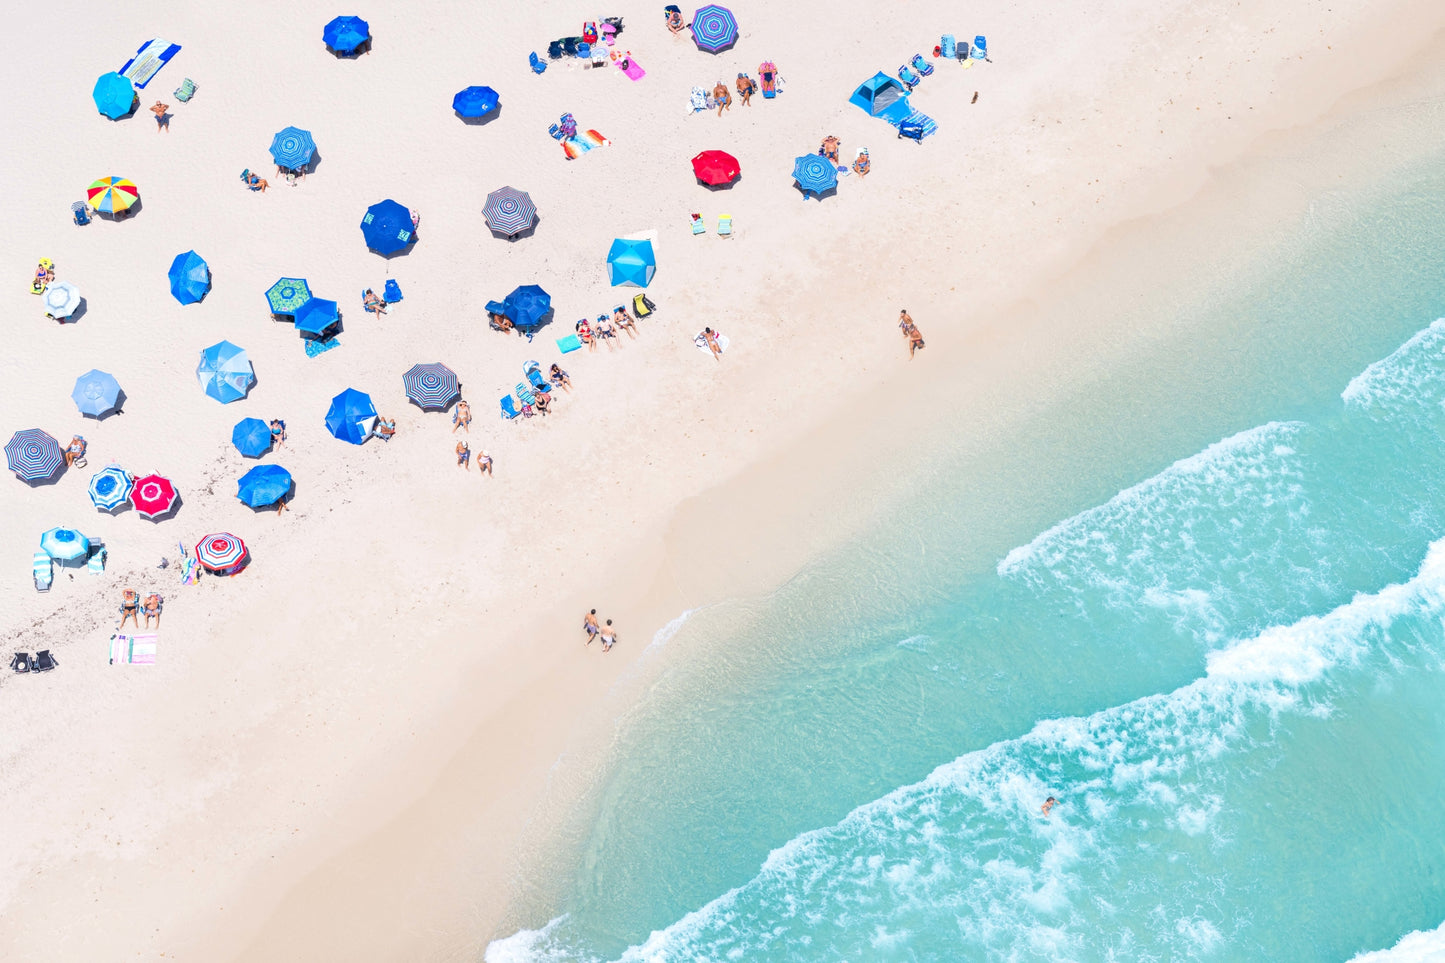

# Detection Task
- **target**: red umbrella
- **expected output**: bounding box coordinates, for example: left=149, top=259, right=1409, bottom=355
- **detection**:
left=691, top=150, right=741, bottom=186
left=130, top=473, right=178, bottom=518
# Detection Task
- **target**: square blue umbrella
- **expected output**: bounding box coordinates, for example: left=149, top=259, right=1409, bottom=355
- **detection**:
left=360, top=200, right=415, bottom=255
left=323, top=16, right=370, bottom=53
left=607, top=238, right=656, bottom=287
left=168, top=250, right=211, bottom=305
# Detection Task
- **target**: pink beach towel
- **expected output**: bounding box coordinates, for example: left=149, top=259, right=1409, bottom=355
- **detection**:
left=110, top=633, right=158, bottom=664
left=616, top=56, right=645, bottom=81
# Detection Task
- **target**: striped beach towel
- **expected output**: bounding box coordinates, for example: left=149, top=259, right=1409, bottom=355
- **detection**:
left=562, top=129, right=610, bottom=160
left=110, top=633, right=158, bottom=664
left=119, top=38, right=182, bottom=89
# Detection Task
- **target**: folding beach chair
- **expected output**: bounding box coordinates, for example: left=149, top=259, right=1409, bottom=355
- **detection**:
left=33, top=650, right=56, bottom=672
left=898, top=64, right=921, bottom=91
left=515, top=383, right=538, bottom=415
left=972, top=36, right=988, bottom=60
left=174, top=77, right=197, bottom=102
left=33, top=552, right=52, bottom=592
left=691, top=214, right=706, bottom=235
left=527, top=368, right=552, bottom=393
left=529, top=51, right=548, bottom=74
left=547, top=39, right=564, bottom=59
left=911, top=54, right=934, bottom=76
left=10, top=652, right=31, bottom=673
left=88, top=541, right=107, bottom=575
left=562, top=37, right=579, bottom=57
left=941, top=34, right=956, bottom=59
left=717, top=214, right=733, bottom=238
left=71, top=201, right=91, bottom=226
left=500, top=394, right=521, bottom=420
left=632, top=293, right=656, bottom=318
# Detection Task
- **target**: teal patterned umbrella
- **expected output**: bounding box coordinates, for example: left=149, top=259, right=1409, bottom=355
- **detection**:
left=266, top=277, right=312, bottom=316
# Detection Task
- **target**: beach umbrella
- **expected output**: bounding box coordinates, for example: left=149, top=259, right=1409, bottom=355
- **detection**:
left=5, top=429, right=63, bottom=482
left=266, top=277, right=312, bottom=316
left=168, top=250, right=211, bottom=305
left=607, top=238, right=657, bottom=287
left=325, top=388, right=377, bottom=444
left=72, top=369, right=122, bottom=418
left=294, top=297, right=340, bottom=337
left=691, top=149, right=740, bottom=186
left=402, top=363, right=460, bottom=411
left=237, top=464, right=292, bottom=508
left=792, top=154, right=837, bottom=197
left=196, top=340, right=255, bottom=404
left=360, top=199, right=415, bottom=255
left=690, top=4, right=739, bottom=52
left=86, top=176, right=139, bottom=214
left=482, top=186, right=536, bottom=237
left=269, top=126, right=317, bottom=170
left=40, top=527, right=90, bottom=562
left=42, top=281, right=82, bottom=319
left=92, top=71, right=136, bottom=119
left=453, top=86, right=500, bottom=118
left=89, top=464, right=134, bottom=511
left=502, top=284, right=552, bottom=330
left=323, top=15, right=370, bottom=53
left=232, top=418, right=273, bottom=458
left=130, top=473, right=178, bottom=518
left=196, top=532, right=249, bottom=574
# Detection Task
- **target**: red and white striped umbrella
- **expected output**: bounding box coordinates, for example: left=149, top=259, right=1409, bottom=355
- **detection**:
left=195, top=532, right=248, bottom=573
left=130, top=473, right=178, bottom=518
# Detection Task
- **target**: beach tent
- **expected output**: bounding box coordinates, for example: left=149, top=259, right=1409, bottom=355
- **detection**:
left=501, top=285, right=552, bottom=330
left=86, top=176, right=139, bottom=214
left=792, top=154, right=838, bottom=198
left=849, top=72, right=912, bottom=123
left=89, top=464, right=134, bottom=511
left=232, top=418, right=273, bottom=457
left=607, top=238, right=657, bottom=287
left=453, top=86, right=500, bottom=118
left=360, top=199, right=415, bottom=255
left=325, top=388, right=377, bottom=444
left=92, top=72, right=136, bottom=119
left=72, top=369, right=122, bottom=418
left=691, top=150, right=740, bottom=186
left=690, top=4, right=739, bottom=52
left=197, top=340, right=255, bottom=404
left=168, top=250, right=211, bottom=305
left=402, top=363, right=460, bottom=411
left=42, top=281, right=82, bottom=320
left=323, top=16, right=370, bottom=54
left=482, top=186, right=536, bottom=237
left=269, top=127, right=317, bottom=170
left=40, top=528, right=90, bottom=562
left=5, top=429, right=63, bottom=482
left=196, top=532, right=249, bottom=574
left=294, top=297, right=340, bottom=337
left=130, top=473, right=178, bottom=518
left=237, top=465, right=292, bottom=508
left=266, top=277, right=312, bottom=316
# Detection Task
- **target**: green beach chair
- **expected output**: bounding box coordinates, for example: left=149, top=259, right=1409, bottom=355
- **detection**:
left=174, top=77, right=197, bottom=102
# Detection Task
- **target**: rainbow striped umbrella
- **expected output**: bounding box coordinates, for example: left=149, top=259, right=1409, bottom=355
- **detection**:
left=196, top=532, right=249, bottom=573
left=86, top=177, right=139, bottom=214
left=482, top=186, right=537, bottom=237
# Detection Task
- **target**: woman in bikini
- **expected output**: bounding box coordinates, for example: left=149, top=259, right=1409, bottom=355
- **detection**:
left=64, top=436, right=86, bottom=467
left=120, top=589, right=140, bottom=629
left=549, top=364, right=573, bottom=392
left=270, top=419, right=286, bottom=448
left=363, top=289, right=386, bottom=318
left=453, top=400, right=471, bottom=433
left=576, top=318, right=596, bottom=352
left=702, top=327, right=723, bottom=361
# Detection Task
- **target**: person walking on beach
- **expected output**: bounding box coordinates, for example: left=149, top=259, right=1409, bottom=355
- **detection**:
left=456, top=440, right=470, bottom=469
left=477, top=449, right=493, bottom=476
left=584, top=609, right=600, bottom=644
left=150, top=101, right=170, bottom=132
left=453, top=399, right=472, bottom=433
left=899, top=310, right=925, bottom=359
left=600, top=620, right=618, bottom=652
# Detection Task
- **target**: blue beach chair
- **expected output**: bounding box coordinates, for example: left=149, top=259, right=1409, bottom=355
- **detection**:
left=529, top=51, right=547, bottom=74
left=71, top=202, right=91, bottom=226
left=898, top=64, right=921, bottom=91
left=500, top=394, right=521, bottom=419
left=516, top=383, right=538, bottom=413
left=911, top=54, right=933, bottom=76
left=972, top=35, right=988, bottom=60
left=527, top=368, right=551, bottom=393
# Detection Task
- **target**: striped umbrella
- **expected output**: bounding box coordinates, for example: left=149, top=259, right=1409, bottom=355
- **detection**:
left=482, top=186, right=537, bottom=237
left=72, top=369, right=122, bottom=417
left=792, top=154, right=837, bottom=197
left=43, top=281, right=82, bottom=319
left=196, top=532, right=249, bottom=573
left=266, top=277, right=312, bottom=316
left=269, top=126, right=317, bottom=170
left=197, top=341, right=255, bottom=404
left=89, top=464, right=134, bottom=511
left=131, top=473, right=178, bottom=518
left=402, top=363, right=460, bottom=411
left=690, top=4, right=739, bottom=52
left=5, top=429, right=63, bottom=482
left=86, top=177, right=139, bottom=214
left=40, top=527, right=90, bottom=562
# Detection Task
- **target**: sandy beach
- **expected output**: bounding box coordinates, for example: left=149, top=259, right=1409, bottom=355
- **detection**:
left=2, top=0, right=1443, bottom=959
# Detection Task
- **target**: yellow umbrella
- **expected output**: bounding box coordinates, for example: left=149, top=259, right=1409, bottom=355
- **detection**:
left=86, top=177, right=139, bottom=214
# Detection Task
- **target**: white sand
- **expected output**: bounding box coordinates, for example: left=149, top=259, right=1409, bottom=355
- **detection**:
left=1, top=0, right=1442, bottom=959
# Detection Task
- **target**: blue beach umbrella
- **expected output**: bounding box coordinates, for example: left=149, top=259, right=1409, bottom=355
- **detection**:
left=266, top=277, right=312, bottom=316
left=323, top=16, right=370, bottom=53
left=294, top=297, right=340, bottom=337
left=325, top=388, right=377, bottom=444
left=232, top=418, right=273, bottom=457
left=197, top=341, right=255, bottom=404
left=89, top=464, right=134, bottom=511
left=5, top=429, right=64, bottom=482
left=360, top=199, right=415, bottom=255
left=40, top=527, right=90, bottom=562
left=72, top=369, right=122, bottom=417
left=502, top=284, right=552, bottom=330
left=269, top=126, right=317, bottom=170
left=690, top=4, right=739, bottom=53
left=93, top=72, right=136, bottom=119
left=402, top=363, right=460, bottom=411
left=168, top=250, right=211, bottom=305
left=453, top=86, right=500, bottom=118
left=237, top=464, right=293, bottom=508
left=606, top=238, right=657, bottom=288
left=792, top=154, right=837, bottom=198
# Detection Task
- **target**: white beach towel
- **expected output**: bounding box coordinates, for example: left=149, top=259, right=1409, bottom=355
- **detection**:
left=119, top=39, right=182, bottom=89
left=694, top=331, right=730, bottom=354
left=110, top=633, right=158, bottom=664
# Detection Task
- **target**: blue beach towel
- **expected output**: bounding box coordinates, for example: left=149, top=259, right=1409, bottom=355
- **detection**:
left=119, top=38, right=182, bottom=88
left=556, top=334, right=582, bottom=354
left=304, top=337, right=341, bottom=358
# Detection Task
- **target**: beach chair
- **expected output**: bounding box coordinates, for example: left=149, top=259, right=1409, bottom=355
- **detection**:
left=911, top=54, right=934, bottom=76
left=717, top=214, right=733, bottom=238
left=500, top=394, right=521, bottom=420
left=898, top=64, right=921, bottom=91
left=530, top=51, right=548, bottom=74
left=897, top=118, right=927, bottom=142
left=71, top=202, right=91, bottom=226
left=562, top=37, right=579, bottom=57
left=9, top=652, right=31, bottom=673
left=174, top=77, right=197, bottom=102
left=759, top=61, right=778, bottom=98
left=972, top=35, right=988, bottom=60
left=632, top=293, right=656, bottom=318
left=691, top=214, right=706, bottom=235
left=33, top=552, right=52, bottom=592
left=941, top=34, right=956, bottom=59
left=33, top=650, right=55, bottom=672
left=957, top=39, right=970, bottom=61
left=547, top=39, right=564, bottom=59
left=516, top=382, right=537, bottom=409
left=88, top=541, right=107, bottom=575
left=527, top=368, right=552, bottom=393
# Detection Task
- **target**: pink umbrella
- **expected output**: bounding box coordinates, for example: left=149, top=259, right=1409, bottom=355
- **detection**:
left=130, top=473, right=178, bottom=518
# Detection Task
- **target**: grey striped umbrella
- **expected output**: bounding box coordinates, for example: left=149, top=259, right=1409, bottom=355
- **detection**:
left=483, top=186, right=537, bottom=237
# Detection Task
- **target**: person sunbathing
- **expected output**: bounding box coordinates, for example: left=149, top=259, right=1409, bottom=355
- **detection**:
left=594, top=314, right=617, bottom=348
left=120, top=589, right=140, bottom=629
left=665, top=7, right=685, bottom=33
left=822, top=136, right=840, bottom=163
left=143, top=593, right=162, bottom=628
left=363, top=289, right=386, bottom=318
left=612, top=306, right=637, bottom=338
left=549, top=364, right=573, bottom=392
left=714, top=83, right=732, bottom=116
left=736, top=73, right=756, bottom=106
left=899, top=310, right=926, bottom=358
left=64, top=436, right=86, bottom=467
left=376, top=416, right=396, bottom=440
left=534, top=390, right=551, bottom=416
left=852, top=148, right=870, bottom=177
left=270, top=419, right=286, bottom=447
left=34, top=262, right=54, bottom=289
left=244, top=171, right=268, bottom=192
left=576, top=318, right=596, bottom=351
left=702, top=327, right=723, bottom=361
left=453, top=400, right=472, bottom=433
left=489, top=312, right=515, bottom=334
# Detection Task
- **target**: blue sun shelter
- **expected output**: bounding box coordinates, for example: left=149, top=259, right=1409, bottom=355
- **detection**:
left=168, top=250, right=211, bottom=304
left=325, top=388, right=377, bottom=444
left=848, top=72, right=911, bottom=122
left=453, top=86, right=499, bottom=119
left=93, top=72, right=136, bottom=119
left=323, top=16, right=370, bottom=54
left=607, top=238, right=656, bottom=287
left=360, top=199, right=415, bottom=255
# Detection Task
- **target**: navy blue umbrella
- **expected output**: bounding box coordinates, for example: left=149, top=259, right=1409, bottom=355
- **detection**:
left=453, top=86, right=500, bottom=118
left=502, top=284, right=552, bottom=329
left=232, top=418, right=273, bottom=457
left=237, top=464, right=293, bottom=508
left=294, top=297, right=340, bottom=336
left=360, top=200, right=415, bottom=255
left=325, top=388, right=377, bottom=444
left=269, top=127, right=317, bottom=170
left=168, top=250, right=211, bottom=305
left=72, top=369, right=122, bottom=417
left=323, top=16, right=370, bottom=53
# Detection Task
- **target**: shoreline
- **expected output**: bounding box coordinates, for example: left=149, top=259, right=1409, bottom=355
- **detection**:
left=0, top=1, right=1441, bottom=960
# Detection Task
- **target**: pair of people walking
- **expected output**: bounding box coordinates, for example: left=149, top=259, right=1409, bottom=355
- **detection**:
left=583, top=609, right=619, bottom=652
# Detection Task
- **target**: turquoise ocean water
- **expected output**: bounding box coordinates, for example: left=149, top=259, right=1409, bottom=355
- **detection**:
left=487, top=151, right=1445, bottom=960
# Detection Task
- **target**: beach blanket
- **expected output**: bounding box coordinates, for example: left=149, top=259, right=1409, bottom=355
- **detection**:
left=688, top=86, right=709, bottom=114
left=304, top=336, right=341, bottom=358
left=694, top=331, right=730, bottom=354
left=615, top=56, right=645, bottom=81
left=119, top=38, right=181, bottom=89
left=110, top=633, right=158, bottom=665
left=556, top=334, right=582, bottom=354
left=562, top=129, right=610, bottom=159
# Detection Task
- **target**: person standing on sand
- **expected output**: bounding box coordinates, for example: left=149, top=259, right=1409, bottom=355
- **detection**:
left=899, top=309, right=925, bottom=358
left=600, top=620, right=618, bottom=652
left=477, top=449, right=493, bottom=476
left=150, top=101, right=170, bottom=132
left=584, top=609, right=601, bottom=644
left=456, top=440, right=470, bottom=469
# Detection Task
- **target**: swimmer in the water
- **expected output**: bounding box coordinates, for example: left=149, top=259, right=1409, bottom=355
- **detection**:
left=1041, top=796, right=1057, bottom=817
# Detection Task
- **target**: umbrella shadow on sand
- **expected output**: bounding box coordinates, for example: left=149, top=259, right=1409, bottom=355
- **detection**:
left=141, top=494, right=182, bottom=523
left=459, top=107, right=503, bottom=127
left=20, top=467, right=67, bottom=489
left=58, top=298, right=89, bottom=324
left=698, top=173, right=742, bottom=191
left=98, top=198, right=144, bottom=221
left=491, top=215, right=540, bottom=242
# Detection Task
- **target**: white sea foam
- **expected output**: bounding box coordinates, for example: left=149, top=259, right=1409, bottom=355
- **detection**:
left=1341, top=317, right=1445, bottom=407
left=647, top=608, right=699, bottom=653
left=1347, top=919, right=1445, bottom=962
left=895, top=633, right=931, bottom=650
left=483, top=915, right=586, bottom=963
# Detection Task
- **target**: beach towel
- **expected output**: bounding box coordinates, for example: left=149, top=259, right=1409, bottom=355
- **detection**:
left=304, top=336, right=341, bottom=357
left=695, top=331, right=730, bottom=354
left=119, top=38, right=181, bottom=89
left=616, top=55, right=645, bottom=80
left=562, top=129, right=610, bottom=159
left=688, top=86, right=709, bottom=114
left=556, top=334, right=582, bottom=354
left=110, top=633, right=158, bottom=665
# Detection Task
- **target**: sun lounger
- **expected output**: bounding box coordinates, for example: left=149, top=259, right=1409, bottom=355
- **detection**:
left=717, top=214, right=733, bottom=237
left=33, top=552, right=52, bottom=592
left=898, top=64, right=921, bottom=90
left=33, top=650, right=55, bottom=672
left=11, top=652, right=32, bottom=673
left=692, top=214, right=706, bottom=234
left=72, top=202, right=91, bottom=226
left=88, top=541, right=107, bottom=575
left=548, top=40, right=564, bottom=59
left=174, top=76, right=197, bottom=101
left=563, top=37, right=579, bottom=57
left=941, top=34, right=956, bottom=59
left=911, top=54, right=934, bottom=76
left=383, top=279, right=403, bottom=302
left=759, top=61, right=778, bottom=98
left=576, top=41, right=591, bottom=59
left=500, top=394, right=521, bottom=420
left=516, top=383, right=538, bottom=413
left=527, top=368, right=552, bottom=393
left=632, top=293, right=656, bottom=318
left=530, top=51, right=547, bottom=73
left=972, top=35, right=988, bottom=60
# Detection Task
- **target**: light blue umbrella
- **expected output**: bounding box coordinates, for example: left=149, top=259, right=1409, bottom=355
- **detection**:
left=89, top=464, right=134, bottom=511
left=607, top=238, right=657, bottom=287
left=168, top=250, right=211, bottom=305
left=325, top=388, right=377, bottom=444
left=294, top=297, right=340, bottom=337
left=269, top=127, right=317, bottom=170
left=792, top=154, right=838, bottom=198
left=93, top=72, right=136, bottom=119
left=40, top=527, right=90, bottom=562
left=72, top=369, right=122, bottom=417
left=237, top=464, right=293, bottom=507
left=323, top=15, right=370, bottom=53
left=453, top=86, right=500, bottom=118
left=197, top=341, right=255, bottom=404
left=360, top=199, right=415, bottom=255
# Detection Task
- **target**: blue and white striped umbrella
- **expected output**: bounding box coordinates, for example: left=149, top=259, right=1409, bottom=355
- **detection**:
left=5, top=429, right=63, bottom=482
left=269, top=126, right=317, bottom=170
left=402, top=363, right=460, bottom=411
left=89, top=464, right=134, bottom=511
left=690, top=4, right=739, bottom=52
left=482, top=186, right=536, bottom=237
left=72, top=369, right=122, bottom=417
left=792, top=154, right=837, bottom=197
left=40, top=527, right=90, bottom=562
